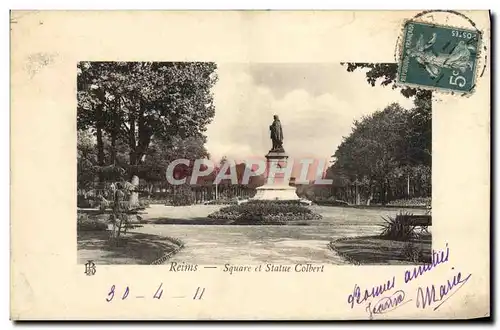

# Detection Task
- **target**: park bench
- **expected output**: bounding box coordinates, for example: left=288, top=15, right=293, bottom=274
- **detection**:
left=396, top=214, right=432, bottom=226
left=396, top=214, right=432, bottom=234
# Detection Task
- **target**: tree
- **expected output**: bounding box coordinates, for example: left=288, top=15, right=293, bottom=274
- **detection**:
left=329, top=63, right=433, bottom=204
left=137, top=135, right=211, bottom=194
left=77, top=62, right=218, bottom=181
left=171, top=183, right=195, bottom=206
left=334, top=104, right=409, bottom=203
left=77, top=62, right=109, bottom=181
left=77, top=130, right=97, bottom=191
left=342, top=63, right=432, bottom=103
left=342, top=63, right=431, bottom=166
left=328, top=101, right=432, bottom=205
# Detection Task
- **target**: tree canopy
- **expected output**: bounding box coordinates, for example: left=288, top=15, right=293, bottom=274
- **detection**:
left=324, top=63, right=432, bottom=204
left=341, top=63, right=431, bottom=165
left=327, top=103, right=431, bottom=204
left=77, top=61, right=218, bottom=186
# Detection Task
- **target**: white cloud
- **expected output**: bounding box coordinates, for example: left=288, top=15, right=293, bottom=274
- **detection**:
left=206, top=63, right=414, bottom=169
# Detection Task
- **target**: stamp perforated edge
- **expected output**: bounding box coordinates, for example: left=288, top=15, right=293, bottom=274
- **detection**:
left=394, top=11, right=487, bottom=97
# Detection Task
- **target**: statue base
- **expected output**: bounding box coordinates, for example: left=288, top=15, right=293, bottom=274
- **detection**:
left=251, top=150, right=300, bottom=201
left=252, top=183, right=300, bottom=201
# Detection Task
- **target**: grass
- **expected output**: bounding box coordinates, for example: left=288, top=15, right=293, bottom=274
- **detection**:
left=77, top=231, right=183, bottom=265
left=329, top=234, right=432, bottom=265
left=140, top=204, right=429, bottom=225
left=327, top=211, right=432, bottom=265
left=78, top=205, right=433, bottom=265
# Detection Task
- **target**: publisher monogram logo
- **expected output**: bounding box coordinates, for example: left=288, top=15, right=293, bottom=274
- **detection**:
left=84, top=260, right=96, bottom=276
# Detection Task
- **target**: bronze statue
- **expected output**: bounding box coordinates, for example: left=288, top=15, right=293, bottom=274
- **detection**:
left=269, top=115, right=284, bottom=152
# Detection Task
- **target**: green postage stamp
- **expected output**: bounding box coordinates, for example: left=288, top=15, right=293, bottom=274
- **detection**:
left=397, top=21, right=481, bottom=93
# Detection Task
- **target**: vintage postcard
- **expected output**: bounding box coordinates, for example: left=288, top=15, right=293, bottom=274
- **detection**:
left=10, top=10, right=490, bottom=320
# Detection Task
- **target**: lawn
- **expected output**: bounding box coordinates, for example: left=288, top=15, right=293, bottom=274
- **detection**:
left=329, top=234, right=432, bottom=265
left=77, top=204, right=431, bottom=265
left=77, top=230, right=183, bottom=265
left=142, top=204, right=428, bottom=226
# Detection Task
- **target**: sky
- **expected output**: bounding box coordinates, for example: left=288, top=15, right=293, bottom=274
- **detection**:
left=205, top=63, right=414, bottom=179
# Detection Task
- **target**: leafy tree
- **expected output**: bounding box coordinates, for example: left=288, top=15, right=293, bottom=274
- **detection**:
left=171, top=183, right=195, bottom=206
left=327, top=63, right=432, bottom=204
left=342, top=63, right=431, bottom=165
left=77, top=62, right=109, bottom=180
left=139, top=135, right=210, bottom=184
left=77, top=62, right=218, bottom=181
left=77, top=130, right=97, bottom=190
left=343, top=63, right=432, bottom=103
left=333, top=104, right=407, bottom=202
left=329, top=102, right=431, bottom=204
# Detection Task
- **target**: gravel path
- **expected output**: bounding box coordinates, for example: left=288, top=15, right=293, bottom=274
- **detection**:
left=128, top=205, right=428, bottom=264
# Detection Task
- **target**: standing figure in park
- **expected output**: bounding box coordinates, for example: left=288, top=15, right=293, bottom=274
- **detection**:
left=269, top=115, right=284, bottom=152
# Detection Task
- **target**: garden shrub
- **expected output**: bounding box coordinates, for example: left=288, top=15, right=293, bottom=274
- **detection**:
left=208, top=200, right=322, bottom=224
left=172, top=184, right=195, bottom=206
left=379, top=212, right=418, bottom=241
left=140, top=198, right=168, bottom=205
left=77, top=213, right=108, bottom=231
left=77, top=195, right=95, bottom=208
left=387, top=197, right=431, bottom=207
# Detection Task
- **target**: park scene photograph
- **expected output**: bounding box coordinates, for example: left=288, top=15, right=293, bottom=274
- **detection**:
left=77, top=62, right=432, bottom=266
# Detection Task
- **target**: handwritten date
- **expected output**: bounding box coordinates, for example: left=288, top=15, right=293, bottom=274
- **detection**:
left=106, top=283, right=206, bottom=302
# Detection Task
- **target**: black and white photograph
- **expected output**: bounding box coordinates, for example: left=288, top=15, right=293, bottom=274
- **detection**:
left=77, top=62, right=432, bottom=266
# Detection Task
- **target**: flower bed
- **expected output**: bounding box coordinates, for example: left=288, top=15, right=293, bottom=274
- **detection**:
left=207, top=200, right=322, bottom=225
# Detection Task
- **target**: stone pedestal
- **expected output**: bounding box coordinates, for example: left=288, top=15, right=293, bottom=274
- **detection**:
left=251, top=151, right=300, bottom=201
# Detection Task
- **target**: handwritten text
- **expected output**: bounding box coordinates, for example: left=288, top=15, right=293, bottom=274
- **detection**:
left=348, top=277, right=396, bottom=309
left=404, top=243, right=450, bottom=284
left=416, top=270, right=471, bottom=311
left=365, top=290, right=410, bottom=319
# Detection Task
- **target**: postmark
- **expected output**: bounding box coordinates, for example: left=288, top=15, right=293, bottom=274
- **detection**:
left=397, top=20, right=481, bottom=94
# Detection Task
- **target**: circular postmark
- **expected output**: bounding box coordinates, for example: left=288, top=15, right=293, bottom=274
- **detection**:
left=394, top=10, right=488, bottom=96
